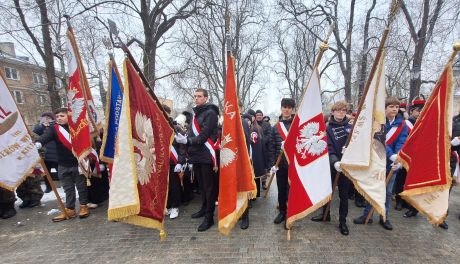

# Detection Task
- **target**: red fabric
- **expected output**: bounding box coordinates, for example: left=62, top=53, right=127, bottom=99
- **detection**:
left=125, top=59, right=173, bottom=223
left=399, top=68, right=451, bottom=190
left=285, top=113, right=327, bottom=218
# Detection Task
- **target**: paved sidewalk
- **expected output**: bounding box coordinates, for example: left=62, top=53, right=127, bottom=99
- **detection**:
left=1, top=185, right=460, bottom=264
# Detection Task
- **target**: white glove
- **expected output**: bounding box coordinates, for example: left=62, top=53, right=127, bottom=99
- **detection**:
left=341, top=146, right=347, bottom=154
left=175, top=133, right=187, bottom=144
left=99, top=164, right=106, bottom=172
left=270, top=166, right=279, bottom=174
left=334, top=162, right=342, bottom=172
left=281, top=141, right=285, bottom=149
left=451, top=137, right=460, bottom=147
left=391, top=162, right=402, bottom=171
left=35, top=142, right=42, bottom=149
left=174, top=164, right=182, bottom=172
left=390, top=154, right=397, bottom=162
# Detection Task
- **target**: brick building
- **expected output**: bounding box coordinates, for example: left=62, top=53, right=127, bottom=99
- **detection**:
left=0, top=42, right=66, bottom=128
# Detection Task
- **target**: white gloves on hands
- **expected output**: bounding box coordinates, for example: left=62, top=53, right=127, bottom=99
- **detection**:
left=451, top=137, right=460, bottom=147
left=174, top=164, right=182, bottom=172
left=175, top=133, right=187, bottom=144
left=99, top=164, right=106, bottom=172
left=390, top=154, right=397, bottom=162
left=35, top=142, right=42, bottom=149
left=281, top=141, right=285, bottom=149
left=334, top=162, right=342, bottom=172
left=270, top=166, right=279, bottom=174
left=391, top=162, right=402, bottom=171
left=341, top=146, right=347, bottom=154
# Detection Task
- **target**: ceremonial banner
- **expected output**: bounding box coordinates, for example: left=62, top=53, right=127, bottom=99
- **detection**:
left=218, top=54, right=257, bottom=235
left=100, top=59, right=124, bottom=163
left=66, top=27, right=93, bottom=161
left=0, top=74, right=40, bottom=190
left=108, top=57, right=173, bottom=234
left=284, top=69, right=332, bottom=229
left=398, top=63, right=453, bottom=224
left=340, top=54, right=387, bottom=220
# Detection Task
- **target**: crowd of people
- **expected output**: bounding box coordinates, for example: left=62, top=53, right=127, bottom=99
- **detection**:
left=1, top=89, right=459, bottom=237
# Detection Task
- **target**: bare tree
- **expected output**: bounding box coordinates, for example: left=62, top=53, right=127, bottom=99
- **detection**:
left=172, top=0, right=270, bottom=111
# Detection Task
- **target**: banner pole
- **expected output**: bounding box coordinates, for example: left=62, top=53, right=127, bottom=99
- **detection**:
left=39, top=159, right=69, bottom=219
left=364, top=170, right=394, bottom=224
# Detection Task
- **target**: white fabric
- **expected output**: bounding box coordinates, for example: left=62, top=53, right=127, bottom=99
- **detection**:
left=341, top=55, right=387, bottom=220
left=174, top=164, right=182, bottom=172
left=334, top=162, right=342, bottom=172
left=108, top=85, right=139, bottom=216
left=175, top=133, right=187, bottom=144
left=0, top=76, right=41, bottom=189
left=402, top=189, right=449, bottom=224
left=451, top=137, right=460, bottom=147
left=292, top=69, right=332, bottom=205
left=270, top=166, right=278, bottom=174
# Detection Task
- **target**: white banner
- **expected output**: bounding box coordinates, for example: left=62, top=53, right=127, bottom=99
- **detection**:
left=341, top=54, right=387, bottom=220
left=0, top=75, right=40, bottom=190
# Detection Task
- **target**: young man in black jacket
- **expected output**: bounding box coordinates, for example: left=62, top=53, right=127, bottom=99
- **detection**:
left=36, top=108, right=89, bottom=222
left=311, top=101, right=352, bottom=235
left=175, top=88, right=219, bottom=232
left=269, top=98, right=295, bottom=226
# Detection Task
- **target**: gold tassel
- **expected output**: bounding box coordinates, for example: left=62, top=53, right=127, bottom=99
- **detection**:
left=287, top=229, right=291, bottom=241
left=160, top=229, right=167, bottom=241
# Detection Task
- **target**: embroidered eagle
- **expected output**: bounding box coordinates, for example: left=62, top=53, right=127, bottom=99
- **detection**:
left=67, top=90, right=85, bottom=124
left=296, top=122, right=327, bottom=159
left=133, top=112, right=157, bottom=185
left=220, top=133, right=237, bottom=167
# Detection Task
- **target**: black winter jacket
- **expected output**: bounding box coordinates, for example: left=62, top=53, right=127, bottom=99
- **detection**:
left=326, top=116, right=352, bottom=166
left=186, top=103, right=219, bottom=164
left=257, top=120, right=272, bottom=169
left=37, top=124, right=78, bottom=167
left=33, top=123, right=58, bottom=163
left=268, top=116, right=293, bottom=169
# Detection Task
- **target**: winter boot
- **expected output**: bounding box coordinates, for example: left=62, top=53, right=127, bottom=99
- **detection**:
left=52, top=208, right=76, bottom=222
left=79, top=205, right=90, bottom=219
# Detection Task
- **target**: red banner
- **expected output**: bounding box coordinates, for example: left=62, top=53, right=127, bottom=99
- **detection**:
left=125, top=58, right=174, bottom=225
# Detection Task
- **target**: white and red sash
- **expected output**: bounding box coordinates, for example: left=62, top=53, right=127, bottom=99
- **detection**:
left=277, top=122, right=288, bottom=140
left=386, top=121, right=406, bottom=145
left=405, top=120, right=414, bottom=134
left=170, top=145, right=179, bottom=165
left=192, top=114, right=217, bottom=167
left=54, top=124, right=100, bottom=176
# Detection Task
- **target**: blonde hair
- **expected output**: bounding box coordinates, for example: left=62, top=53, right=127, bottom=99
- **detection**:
left=331, top=101, right=349, bottom=112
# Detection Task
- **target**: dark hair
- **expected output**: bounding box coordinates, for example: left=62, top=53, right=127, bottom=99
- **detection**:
left=54, top=108, right=68, bottom=115
left=247, top=109, right=256, bottom=118
left=195, top=88, right=208, bottom=97
left=161, top=104, right=171, bottom=115
left=256, top=109, right=263, bottom=115
left=41, top=112, right=55, bottom=120
left=281, top=98, right=295, bottom=108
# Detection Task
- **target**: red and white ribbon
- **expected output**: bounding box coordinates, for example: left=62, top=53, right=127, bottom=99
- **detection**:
left=277, top=122, right=288, bottom=140
left=192, top=115, right=217, bottom=167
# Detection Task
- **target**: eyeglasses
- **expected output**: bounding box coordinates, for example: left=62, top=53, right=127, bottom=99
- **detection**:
left=334, top=109, right=347, bottom=113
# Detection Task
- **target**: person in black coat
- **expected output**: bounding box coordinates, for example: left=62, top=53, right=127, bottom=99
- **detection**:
left=268, top=98, right=295, bottom=226
left=175, top=88, right=219, bottom=232
left=311, top=101, right=352, bottom=235
left=33, top=112, right=58, bottom=193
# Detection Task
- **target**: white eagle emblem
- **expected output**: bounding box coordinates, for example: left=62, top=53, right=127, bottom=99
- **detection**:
left=67, top=90, right=85, bottom=123
left=132, top=112, right=157, bottom=185
left=220, top=133, right=237, bottom=167
left=296, top=122, right=327, bottom=159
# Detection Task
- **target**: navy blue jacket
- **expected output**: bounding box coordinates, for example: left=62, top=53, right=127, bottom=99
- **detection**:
left=326, top=116, right=352, bottom=166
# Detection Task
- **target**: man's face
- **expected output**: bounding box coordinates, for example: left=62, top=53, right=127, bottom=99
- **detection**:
left=194, top=91, right=207, bottom=106
left=386, top=104, right=399, bottom=119
left=332, top=108, right=347, bottom=121
left=281, top=106, right=293, bottom=119
left=55, top=112, right=68, bottom=125
left=256, top=113, right=263, bottom=121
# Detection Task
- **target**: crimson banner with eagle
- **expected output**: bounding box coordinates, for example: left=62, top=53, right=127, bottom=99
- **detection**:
left=284, top=69, right=332, bottom=229
left=108, top=57, right=173, bottom=236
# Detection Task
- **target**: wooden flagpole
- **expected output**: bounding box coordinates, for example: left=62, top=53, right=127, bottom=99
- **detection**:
left=323, top=0, right=401, bottom=222
left=39, top=159, right=69, bottom=219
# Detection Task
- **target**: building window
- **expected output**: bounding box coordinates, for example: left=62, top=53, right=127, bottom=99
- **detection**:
left=33, top=73, right=45, bottom=84
left=38, top=95, right=46, bottom=105
left=13, top=90, right=24, bottom=104
left=5, top=67, right=19, bottom=80
left=60, top=96, right=67, bottom=107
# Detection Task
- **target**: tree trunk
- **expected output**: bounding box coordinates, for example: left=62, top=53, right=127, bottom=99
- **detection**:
left=37, top=0, right=60, bottom=111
